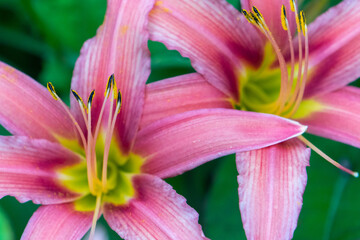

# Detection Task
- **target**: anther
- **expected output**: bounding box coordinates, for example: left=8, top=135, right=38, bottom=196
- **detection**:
left=252, top=6, right=263, bottom=21
left=47, top=82, right=58, bottom=100
left=290, top=0, right=295, bottom=12
left=242, top=9, right=254, bottom=24
left=281, top=5, right=288, bottom=31
left=300, top=10, right=306, bottom=36
left=87, top=90, right=95, bottom=112
left=105, top=74, right=114, bottom=98
left=71, top=90, right=87, bottom=111
left=116, top=90, right=122, bottom=114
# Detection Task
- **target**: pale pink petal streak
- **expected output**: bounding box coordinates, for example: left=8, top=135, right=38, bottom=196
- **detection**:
left=295, top=86, right=360, bottom=148
left=134, top=109, right=306, bottom=178
left=0, top=62, right=76, bottom=141
left=149, top=0, right=264, bottom=99
left=302, top=0, right=360, bottom=97
left=71, top=0, right=154, bottom=152
left=241, top=0, right=296, bottom=48
left=141, top=73, right=232, bottom=128
left=0, top=136, right=83, bottom=204
left=237, top=139, right=310, bottom=240
left=21, top=203, right=92, bottom=240
left=104, top=174, right=207, bottom=240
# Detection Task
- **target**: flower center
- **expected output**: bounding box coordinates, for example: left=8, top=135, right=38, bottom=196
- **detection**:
left=47, top=75, right=143, bottom=210
left=239, top=3, right=309, bottom=118
left=237, top=3, right=358, bottom=178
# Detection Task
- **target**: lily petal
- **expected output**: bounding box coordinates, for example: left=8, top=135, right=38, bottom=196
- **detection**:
left=0, top=62, right=76, bottom=141
left=237, top=139, right=310, bottom=240
left=302, top=0, right=360, bottom=97
left=21, top=203, right=92, bottom=240
left=71, top=0, right=154, bottom=152
left=134, top=109, right=306, bottom=178
left=0, top=136, right=83, bottom=204
left=141, top=73, right=232, bottom=128
left=149, top=0, right=264, bottom=99
left=241, top=0, right=296, bottom=48
left=293, top=86, right=360, bottom=148
left=104, top=174, right=207, bottom=240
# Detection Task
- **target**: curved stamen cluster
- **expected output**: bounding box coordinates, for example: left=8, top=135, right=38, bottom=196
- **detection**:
left=242, top=2, right=309, bottom=117
left=47, top=75, right=122, bottom=239
left=241, top=2, right=358, bottom=178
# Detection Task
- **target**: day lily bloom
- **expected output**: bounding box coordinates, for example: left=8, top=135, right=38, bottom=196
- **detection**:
left=0, top=0, right=306, bottom=239
left=147, top=0, right=360, bottom=239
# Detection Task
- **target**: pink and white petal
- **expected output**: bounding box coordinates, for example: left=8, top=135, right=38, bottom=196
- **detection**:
left=302, top=0, right=360, bottom=97
left=241, top=0, right=296, bottom=48
left=0, top=61, right=76, bottom=141
left=104, top=174, right=207, bottom=240
left=134, top=109, right=306, bottom=179
left=293, top=86, right=360, bottom=148
left=149, top=0, right=264, bottom=100
left=21, top=203, right=92, bottom=240
left=237, top=139, right=310, bottom=240
left=141, top=73, right=232, bottom=129
left=0, top=136, right=83, bottom=204
left=71, top=0, right=154, bottom=152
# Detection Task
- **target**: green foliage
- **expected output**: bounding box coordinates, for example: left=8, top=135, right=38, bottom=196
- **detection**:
left=0, top=206, right=13, bottom=240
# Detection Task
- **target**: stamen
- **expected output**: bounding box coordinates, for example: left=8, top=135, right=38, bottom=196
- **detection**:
left=252, top=6, right=264, bottom=21
left=86, top=90, right=98, bottom=195
left=102, top=90, right=122, bottom=190
left=89, top=194, right=102, bottom=240
left=300, top=10, right=306, bottom=36
left=243, top=7, right=289, bottom=114
left=289, top=0, right=296, bottom=12
left=298, top=135, right=359, bottom=178
left=286, top=12, right=309, bottom=117
left=105, top=74, right=114, bottom=98
left=242, top=9, right=255, bottom=24
left=101, top=82, right=116, bottom=190
left=46, top=83, right=87, bottom=150
left=71, top=90, right=87, bottom=113
left=87, top=90, right=95, bottom=113
left=281, top=5, right=288, bottom=31
left=94, top=75, right=114, bottom=142
left=47, top=82, right=58, bottom=100
left=116, top=90, right=122, bottom=114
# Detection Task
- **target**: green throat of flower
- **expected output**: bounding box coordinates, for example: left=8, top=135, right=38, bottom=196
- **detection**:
left=238, top=3, right=359, bottom=178
left=47, top=75, right=143, bottom=211
left=239, top=3, right=309, bottom=119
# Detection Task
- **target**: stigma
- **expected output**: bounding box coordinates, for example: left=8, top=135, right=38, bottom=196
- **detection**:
left=242, top=2, right=309, bottom=118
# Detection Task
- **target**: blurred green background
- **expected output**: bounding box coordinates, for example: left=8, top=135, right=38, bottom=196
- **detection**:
left=0, top=0, right=359, bottom=239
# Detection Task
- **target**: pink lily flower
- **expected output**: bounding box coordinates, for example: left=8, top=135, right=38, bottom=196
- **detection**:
left=0, top=0, right=306, bottom=239
left=147, top=0, right=360, bottom=239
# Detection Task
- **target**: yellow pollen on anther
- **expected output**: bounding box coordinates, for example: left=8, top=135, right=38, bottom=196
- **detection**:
left=281, top=5, right=288, bottom=31
left=116, top=90, right=122, bottom=114
left=300, top=10, right=306, bottom=36
left=47, top=82, right=58, bottom=100
left=105, top=74, right=114, bottom=98
left=290, top=0, right=295, bottom=12
left=252, top=6, right=264, bottom=21
left=71, top=90, right=87, bottom=111
left=88, top=90, right=95, bottom=109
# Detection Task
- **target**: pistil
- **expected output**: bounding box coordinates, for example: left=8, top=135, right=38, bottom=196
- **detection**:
left=298, top=135, right=359, bottom=177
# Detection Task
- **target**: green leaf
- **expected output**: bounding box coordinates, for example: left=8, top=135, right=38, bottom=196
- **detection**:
left=294, top=135, right=360, bottom=240
left=148, top=41, right=194, bottom=83
left=27, top=0, right=106, bottom=52
left=0, top=206, right=13, bottom=240
left=203, top=154, right=246, bottom=240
